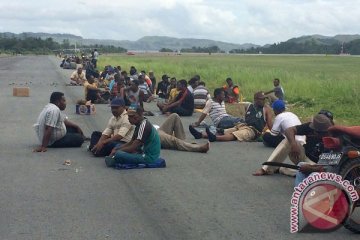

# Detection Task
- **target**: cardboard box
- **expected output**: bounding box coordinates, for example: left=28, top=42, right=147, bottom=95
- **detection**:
left=76, top=104, right=96, bottom=115
left=13, top=87, right=30, bottom=97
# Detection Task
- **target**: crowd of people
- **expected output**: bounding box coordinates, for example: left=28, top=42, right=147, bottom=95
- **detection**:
left=33, top=55, right=338, bottom=187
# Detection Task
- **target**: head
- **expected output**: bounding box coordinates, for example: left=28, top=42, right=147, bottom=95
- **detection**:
left=318, top=109, right=334, bottom=125
left=127, top=104, right=144, bottom=125
left=114, top=73, right=121, bottom=83
left=272, top=99, right=286, bottom=115
left=121, top=70, right=128, bottom=78
left=141, top=70, right=146, bottom=75
left=138, top=74, right=145, bottom=84
left=110, top=98, right=125, bottom=117
left=198, top=81, right=205, bottom=87
left=177, top=79, right=188, bottom=91
left=214, top=88, right=225, bottom=102
left=226, top=77, right=233, bottom=87
left=253, top=91, right=266, bottom=107
left=77, top=67, right=83, bottom=74
left=193, top=74, right=201, bottom=81
left=188, top=77, right=198, bottom=88
left=130, top=80, right=140, bottom=91
left=162, top=74, right=170, bottom=83
left=309, top=114, right=333, bottom=136
left=130, top=66, right=137, bottom=75
left=50, top=92, right=66, bottom=110
left=170, top=77, right=177, bottom=87
left=273, top=78, right=280, bottom=87
left=87, top=75, right=95, bottom=84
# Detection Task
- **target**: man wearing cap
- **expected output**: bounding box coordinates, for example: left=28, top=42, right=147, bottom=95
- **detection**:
left=105, top=105, right=161, bottom=167
left=89, top=98, right=134, bottom=157
left=70, top=67, right=86, bottom=85
left=189, top=91, right=272, bottom=142
left=156, top=75, right=171, bottom=99
left=253, top=100, right=305, bottom=176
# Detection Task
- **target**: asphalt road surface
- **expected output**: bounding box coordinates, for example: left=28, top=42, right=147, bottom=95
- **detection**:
left=0, top=56, right=358, bottom=240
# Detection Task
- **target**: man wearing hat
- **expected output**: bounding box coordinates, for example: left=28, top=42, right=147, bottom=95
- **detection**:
left=189, top=91, right=272, bottom=142
left=105, top=104, right=161, bottom=167
left=89, top=98, right=134, bottom=157
left=253, top=100, right=305, bottom=176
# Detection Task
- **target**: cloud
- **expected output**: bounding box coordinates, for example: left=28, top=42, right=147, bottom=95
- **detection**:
left=0, top=0, right=359, bottom=45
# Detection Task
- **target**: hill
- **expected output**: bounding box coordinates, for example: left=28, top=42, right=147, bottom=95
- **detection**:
left=0, top=32, right=257, bottom=52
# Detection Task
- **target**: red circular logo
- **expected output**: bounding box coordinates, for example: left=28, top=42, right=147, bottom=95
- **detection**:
left=301, top=184, right=350, bottom=230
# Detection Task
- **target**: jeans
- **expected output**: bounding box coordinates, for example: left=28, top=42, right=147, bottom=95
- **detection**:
left=89, top=131, right=126, bottom=157
left=113, top=150, right=147, bottom=164
left=217, top=116, right=244, bottom=129
left=49, top=126, right=84, bottom=148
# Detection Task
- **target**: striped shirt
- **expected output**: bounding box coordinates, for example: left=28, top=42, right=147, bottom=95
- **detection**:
left=33, top=103, right=67, bottom=146
left=202, top=99, right=229, bottom=126
left=193, top=85, right=210, bottom=109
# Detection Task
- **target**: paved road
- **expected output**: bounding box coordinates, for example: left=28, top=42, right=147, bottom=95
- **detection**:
left=0, top=56, right=357, bottom=239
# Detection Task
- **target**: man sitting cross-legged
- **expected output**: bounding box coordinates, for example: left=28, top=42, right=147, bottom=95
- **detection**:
left=189, top=91, right=272, bottom=143
left=89, top=98, right=134, bottom=157
left=105, top=104, right=161, bottom=167
left=159, top=113, right=209, bottom=153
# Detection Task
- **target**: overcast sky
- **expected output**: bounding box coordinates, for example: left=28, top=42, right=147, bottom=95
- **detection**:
left=0, top=0, right=359, bottom=45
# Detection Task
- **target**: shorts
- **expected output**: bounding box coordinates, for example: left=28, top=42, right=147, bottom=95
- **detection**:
left=224, top=123, right=258, bottom=142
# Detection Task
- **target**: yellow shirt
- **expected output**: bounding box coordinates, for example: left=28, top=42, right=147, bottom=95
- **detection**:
left=83, top=81, right=98, bottom=99
left=168, top=88, right=180, bottom=102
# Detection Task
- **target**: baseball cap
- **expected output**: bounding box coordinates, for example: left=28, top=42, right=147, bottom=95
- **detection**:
left=110, top=98, right=125, bottom=107
left=127, top=104, right=143, bottom=116
left=272, top=99, right=285, bottom=111
left=162, top=74, right=170, bottom=80
left=309, top=114, right=332, bottom=132
left=318, top=109, right=334, bottom=121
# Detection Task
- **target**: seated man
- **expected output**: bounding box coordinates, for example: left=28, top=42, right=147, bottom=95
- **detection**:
left=84, top=75, right=110, bottom=104
left=125, top=80, right=145, bottom=109
left=138, top=74, right=153, bottom=102
left=193, top=81, right=210, bottom=109
left=191, top=88, right=244, bottom=130
left=264, top=78, right=285, bottom=103
left=70, top=67, right=86, bottom=86
left=158, top=113, right=209, bottom=153
left=157, top=79, right=194, bottom=116
left=189, top=92, right=272, bottom=142
left=33, top=92, right=85, bottom=152
left=89, top=98, right=134, bottom=157
left=253, top=113, right=333, bottom=176
left=105, top=105, right=161, bottom=167
left=167, top=77, right=179, bottom=103
left=156, top=75, right=171, bottom=99
left=223, top=77, right=241, bottom=103
left=262, top=100, right=301, bottom=148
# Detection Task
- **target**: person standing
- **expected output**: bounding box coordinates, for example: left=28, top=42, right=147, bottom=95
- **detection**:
left=33, top=92, right=85, bottom=152
left=92, top=49, right=99, bottom=68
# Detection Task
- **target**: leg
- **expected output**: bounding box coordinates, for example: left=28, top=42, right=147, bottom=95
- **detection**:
left=89, top=131, right=102, bottom=149
left=295, top=162, right=310, bottom=187
left=262, top=132, right=284, bottom=148
left=159, top=113, right=186, bottom=140
left=217, top=116, right=244, bottom=129
left=159, top=130, right=209, bottom=153
left=50, top=133, right=84, bottom=148
left=170, top=106, right=192, bottom=116
left=113, top=151, right=146, bottom=164
left=94, top=141, right=124, bottom=157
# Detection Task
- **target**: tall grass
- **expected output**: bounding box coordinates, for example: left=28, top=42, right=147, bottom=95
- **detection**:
left=99, top=54, right=360, bottom=125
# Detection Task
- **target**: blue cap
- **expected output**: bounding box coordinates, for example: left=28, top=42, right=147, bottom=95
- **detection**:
left=110, top=98, right=125, bottom=107
left=272, top=99, right=285, bottom=111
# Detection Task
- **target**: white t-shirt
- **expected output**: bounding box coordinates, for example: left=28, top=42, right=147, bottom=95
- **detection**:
left=33, top=103, right=67, bottom=146
left=270, top=111, right=305, bottom=143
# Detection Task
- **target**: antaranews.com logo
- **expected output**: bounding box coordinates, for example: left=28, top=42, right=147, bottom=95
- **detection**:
left=290, top=172, right=359, bottom=233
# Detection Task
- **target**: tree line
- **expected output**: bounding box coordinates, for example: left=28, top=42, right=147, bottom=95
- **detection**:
left=230, top=39, right=360, bottom=55
left=0, top=37, right=127, bottom=55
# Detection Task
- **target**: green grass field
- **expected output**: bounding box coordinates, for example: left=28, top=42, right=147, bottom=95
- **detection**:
left=98, top=53, right=360, bottom=125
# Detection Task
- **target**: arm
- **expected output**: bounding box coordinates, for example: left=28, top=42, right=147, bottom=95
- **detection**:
left=34, top=125, right=53, bottom=152
left=264, top=89, right=274, bottom=95
left=64, top=119, right=84, bottom=136
left=264, top=107, right=273, bottom=130
left=119, top=139, right=142, bottom=153
left=164, top=91, right=186, bottom=110
left=284, top=126, right=301, bottom=160
left=139, top=91, right=144, bottom=109
left=192, top=113, right=207, bottom=127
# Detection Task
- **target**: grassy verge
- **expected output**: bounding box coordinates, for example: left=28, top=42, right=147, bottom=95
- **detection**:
left=98, top=53, right=360, bottom=125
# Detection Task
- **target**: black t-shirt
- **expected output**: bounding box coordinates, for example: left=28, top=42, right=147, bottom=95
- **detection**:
left=295, top=122, right=323, bottom=162
left=175, top=89, right=194, bottom=112
left=156, top=81, right=170, bottom=96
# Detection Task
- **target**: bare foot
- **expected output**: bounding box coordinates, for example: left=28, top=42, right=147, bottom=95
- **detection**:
left=252, top=168, right=269, bottom=176
left=199, top=141, right=210, bottom=153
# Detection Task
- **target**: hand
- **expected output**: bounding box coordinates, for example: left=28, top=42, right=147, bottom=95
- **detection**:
left=33, top=146, right=47, bottom=152
left=110, top=148, right=118, bottom=156
left=91, top=142, right=104, bottom=154
left=289, top=143, right=301, bottom=162
left=191, top=122, right=200, bottom=127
